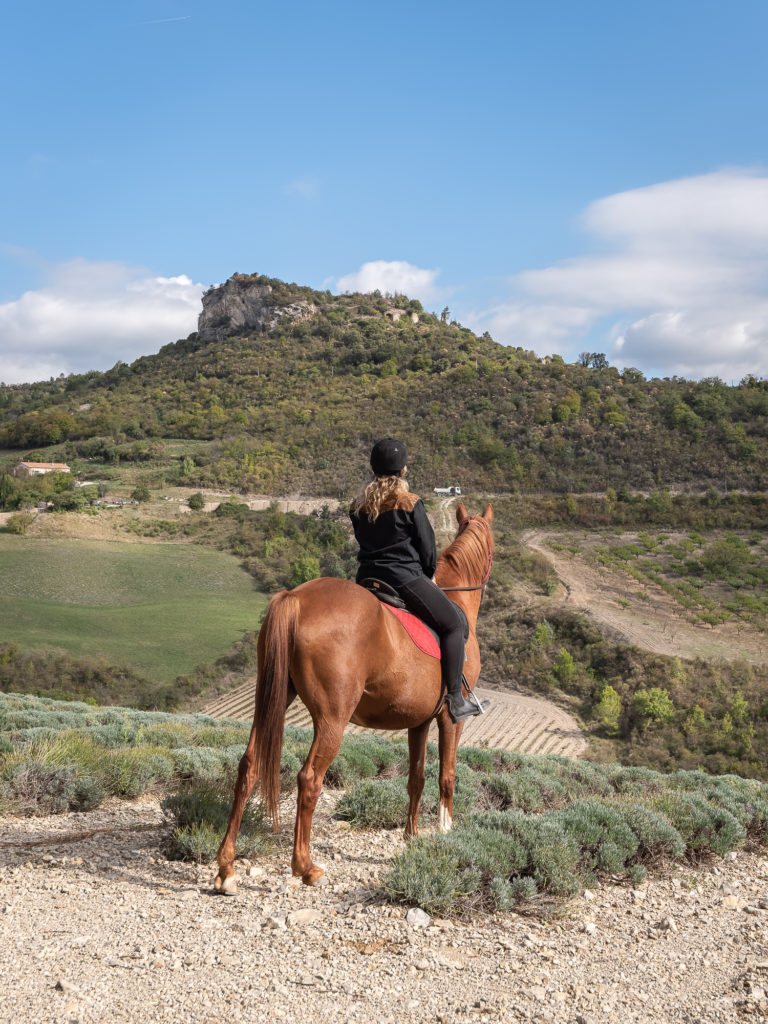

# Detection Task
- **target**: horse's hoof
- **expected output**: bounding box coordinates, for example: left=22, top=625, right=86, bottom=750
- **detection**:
left=303, top=867, right=327, bottom=886
left=213, top=872, right=238, bottom=895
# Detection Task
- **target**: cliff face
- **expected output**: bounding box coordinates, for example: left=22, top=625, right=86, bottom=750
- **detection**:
left=197, top=274, right=315, bottom=341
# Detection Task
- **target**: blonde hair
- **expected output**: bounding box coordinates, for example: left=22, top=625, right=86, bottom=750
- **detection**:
left=351, top=471, right=409, bottom=522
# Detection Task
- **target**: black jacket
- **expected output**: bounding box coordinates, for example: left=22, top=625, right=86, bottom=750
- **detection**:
left=350, top=491, right=437, bottom=588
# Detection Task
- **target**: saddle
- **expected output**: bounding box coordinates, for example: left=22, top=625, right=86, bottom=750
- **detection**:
left=358, top=577, right=469, bottom=658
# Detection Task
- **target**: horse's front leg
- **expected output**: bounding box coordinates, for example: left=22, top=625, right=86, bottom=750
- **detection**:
left=437, top=713, right=464, bottom=833
left=292, top=723, right=344, bottom=885
left=405, top=721, right=430, bottom=839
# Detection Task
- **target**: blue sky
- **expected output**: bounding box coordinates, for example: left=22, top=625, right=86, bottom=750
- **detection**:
left=2, top=0, right=768, bottom=384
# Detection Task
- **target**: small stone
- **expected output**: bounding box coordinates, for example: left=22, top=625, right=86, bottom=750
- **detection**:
left=660, top=916, right=678, bottom=933
left=54, top=979, right=82, bottom=997
left=406, top=907, right=431, bottom=929
left=583, top=889, right=596, bottom=901
left=414, top=959, right=430, bottom=971
left=582, top=922, right=596, bottom=935
left=287, top=908, right=323, bottom=927
left=529, top=985, right=547, bottom=1001
left=723, top=895, right=747, bottom=910
left=267, top=914, right=288, bottom=931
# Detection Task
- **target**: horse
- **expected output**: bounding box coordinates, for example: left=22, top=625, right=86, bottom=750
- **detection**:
left=214, top=501, right=494, bottom=892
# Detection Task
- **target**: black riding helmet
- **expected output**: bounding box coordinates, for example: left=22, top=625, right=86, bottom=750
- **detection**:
left=370, top=438, right=407, bottom=477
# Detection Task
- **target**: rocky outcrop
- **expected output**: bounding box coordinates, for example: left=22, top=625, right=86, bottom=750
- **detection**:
left=197, top=274, right=315, bottom=341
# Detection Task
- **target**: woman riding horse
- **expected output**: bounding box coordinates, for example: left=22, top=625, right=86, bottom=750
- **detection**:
left=350, top=438, right=483, bottom=723
left=214, top=458, right=494, bottom=890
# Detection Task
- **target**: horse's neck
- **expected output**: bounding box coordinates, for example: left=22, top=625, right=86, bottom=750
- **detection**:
left=451, top=590, right=482, bottom=632
left=434, top=567, right=483, bottom=631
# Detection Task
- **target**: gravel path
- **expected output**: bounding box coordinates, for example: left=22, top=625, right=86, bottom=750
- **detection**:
left=3, top=796, right=767, bottom=1024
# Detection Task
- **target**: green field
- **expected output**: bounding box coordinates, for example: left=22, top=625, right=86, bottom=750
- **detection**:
left=0, top=537, right=267, bottom=681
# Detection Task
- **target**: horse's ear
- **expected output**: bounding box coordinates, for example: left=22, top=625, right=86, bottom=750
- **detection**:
left=456, top=502, right=469, bottom=526
left=482, top=503, right=493, bottom=523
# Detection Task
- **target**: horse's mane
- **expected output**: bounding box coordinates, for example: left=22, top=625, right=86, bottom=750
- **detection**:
left=436, top=518, right=492, bottom=585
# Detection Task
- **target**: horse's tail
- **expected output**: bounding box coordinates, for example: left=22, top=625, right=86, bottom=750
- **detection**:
left=254, top=589, right=300, bottom=829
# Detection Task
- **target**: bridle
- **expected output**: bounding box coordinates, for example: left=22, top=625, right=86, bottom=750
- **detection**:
left=438, top=516, right=493, bottom=597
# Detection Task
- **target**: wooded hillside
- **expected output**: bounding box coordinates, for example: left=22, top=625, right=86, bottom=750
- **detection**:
left=2, top=273, right=767, bottom=496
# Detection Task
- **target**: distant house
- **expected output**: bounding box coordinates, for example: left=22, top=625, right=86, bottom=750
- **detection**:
left=13, top=461, right=71, bottom=478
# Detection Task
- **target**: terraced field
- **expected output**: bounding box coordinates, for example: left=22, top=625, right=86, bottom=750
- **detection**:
left=202, top=681, right=586, bottom=757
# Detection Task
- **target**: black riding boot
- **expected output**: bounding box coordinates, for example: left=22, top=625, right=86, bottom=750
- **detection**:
left=396, top=576, right=490, bottom=724
left=446, top=677, right=487, bottom=723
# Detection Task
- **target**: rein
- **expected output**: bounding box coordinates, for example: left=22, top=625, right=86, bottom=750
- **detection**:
left=438, top=516, right=493, bottom=595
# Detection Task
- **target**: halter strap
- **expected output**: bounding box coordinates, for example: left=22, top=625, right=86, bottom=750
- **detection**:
left=438, top=516, right=493, bottom=595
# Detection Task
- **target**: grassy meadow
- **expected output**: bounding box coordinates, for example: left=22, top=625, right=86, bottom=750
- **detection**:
left=0, top=536, right=267, bottom=682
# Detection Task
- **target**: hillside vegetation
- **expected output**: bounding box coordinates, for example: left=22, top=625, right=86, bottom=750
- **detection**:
left=2, top=692, right=766, bottom=915
left=1, top=273, right=767, bottom=497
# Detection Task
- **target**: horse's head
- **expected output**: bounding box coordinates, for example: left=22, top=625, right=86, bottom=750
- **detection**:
left=437, top=502, right=494, bottom=594
left=456, top=501, right=493, bottom=528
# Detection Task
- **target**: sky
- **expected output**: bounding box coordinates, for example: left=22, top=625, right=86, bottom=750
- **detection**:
left=2, top=0, right=768, bottom=385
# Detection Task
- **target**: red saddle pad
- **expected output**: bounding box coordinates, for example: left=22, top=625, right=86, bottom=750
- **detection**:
left=382, top=604, right=441, bottom=660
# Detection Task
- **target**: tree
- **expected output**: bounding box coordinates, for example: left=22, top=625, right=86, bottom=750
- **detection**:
left=131, top=485, right=151, bottom=503
left=590, top=353, right=609, bottom=370
left=632, top=687, right=675, bottom=731
left=593, top=684, right=622, bottom=735
left=553, top=647, right=575, bottom=685
left=0, top=473, right=19, bottom=511
left=578, top=352, right=592, bottom=367
left=290, top=554, right=321, bottom=588
left=188, top=492, right=205, bottom=511
left=6, top=511, right=34, bottom=535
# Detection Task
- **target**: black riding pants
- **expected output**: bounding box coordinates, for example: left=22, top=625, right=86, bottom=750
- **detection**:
left=397, top=575, right=464, bottom=696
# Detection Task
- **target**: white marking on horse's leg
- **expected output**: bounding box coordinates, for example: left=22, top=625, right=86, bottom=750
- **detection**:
left=439, top=801, right=453, bottom=833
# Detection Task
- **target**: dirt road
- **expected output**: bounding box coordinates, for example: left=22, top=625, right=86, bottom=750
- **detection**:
left=522, top=529, right=767, bottom=664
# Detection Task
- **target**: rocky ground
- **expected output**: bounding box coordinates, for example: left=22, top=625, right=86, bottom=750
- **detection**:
left=2, top=794, right=767, bottom=1024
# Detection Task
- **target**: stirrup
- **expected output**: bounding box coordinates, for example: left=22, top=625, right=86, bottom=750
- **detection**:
left=447, top=692, right=490, bottom=723
left=466, top=687, right=490, bottom=715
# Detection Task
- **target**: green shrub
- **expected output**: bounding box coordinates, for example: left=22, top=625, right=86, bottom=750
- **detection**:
left=482, top=768, right=568, bottom=812
left=649, top=791, right=746, bottom=857
left=4, top=760, right=80, bottom=815
left=162, top=782, right=268, bottom=862
left=105, top=748, right=174, bottom=798
left=385, top=837, right=480, bottom=913
left=336, top=779, right=409, bottom=828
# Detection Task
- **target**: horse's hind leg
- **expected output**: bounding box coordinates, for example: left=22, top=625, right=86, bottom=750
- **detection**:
left=405, top=721, right=430, bottom=839
left=292, top=722, right=345, bottom=885
left=214, top=684, right=298, bottom=894
left=214, top=723, right=259, bottom=895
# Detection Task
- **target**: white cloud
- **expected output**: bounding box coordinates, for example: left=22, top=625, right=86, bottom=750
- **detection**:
left=335, top=260, right=446, bottom=306
left=0, top=259, right=204, bottom=384
left=472, top=170, right=768, bottom=380
left=284, top=177, right=320, bottom=199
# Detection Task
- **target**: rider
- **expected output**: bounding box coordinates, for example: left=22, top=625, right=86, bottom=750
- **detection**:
left=350, top=438, right=482, bottom=723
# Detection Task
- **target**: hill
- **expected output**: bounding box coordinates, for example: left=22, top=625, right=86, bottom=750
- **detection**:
left=1, top=272, right=767, bottom=497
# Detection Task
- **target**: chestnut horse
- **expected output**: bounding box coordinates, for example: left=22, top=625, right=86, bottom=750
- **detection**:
left=214, top=502, right=493, bottom=892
